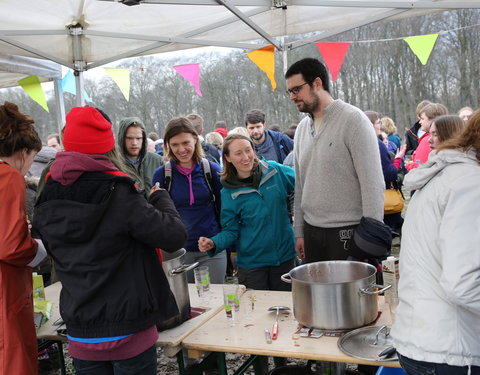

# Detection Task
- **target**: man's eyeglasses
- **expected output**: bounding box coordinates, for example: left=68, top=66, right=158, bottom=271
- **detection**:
left=286, top=82, right=309, bottom=96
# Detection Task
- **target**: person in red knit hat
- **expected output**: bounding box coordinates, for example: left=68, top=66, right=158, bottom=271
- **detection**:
left=33, top=106, right=186, bottom=375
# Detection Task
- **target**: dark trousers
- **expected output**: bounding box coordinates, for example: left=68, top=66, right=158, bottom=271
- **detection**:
left=73, top=345, right=157, bottom=375
left=399, top=354, right=480, bottom=375
left=238, top=258, right=295, bottom=291
left=303, top=222, right=357, bottom=263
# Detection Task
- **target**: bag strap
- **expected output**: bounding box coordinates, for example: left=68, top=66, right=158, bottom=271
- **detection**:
left=201, top=158, right=220, bottom=220
left=164, top=159, right=218, bottom=215
left=164, top=160, right=173, bottom=193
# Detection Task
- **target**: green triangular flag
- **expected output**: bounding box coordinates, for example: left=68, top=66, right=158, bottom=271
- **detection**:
left=18, top=76, right=49, bottom=112
left=404, top=33, right=439, bottom=65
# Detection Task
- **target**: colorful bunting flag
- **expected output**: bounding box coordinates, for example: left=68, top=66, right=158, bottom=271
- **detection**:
left=104, top=68, right=131, bottom=101
left=61, top=70, right=92, bottom=102
left=246, top=45, right=277, bottom=91
left=315, top=42, right=350, bottom=83
left=172, top=64, right=203, bottom=97
left=404, top=33, right=439, bottom=65
left=18, top=76, right=49, bottom=112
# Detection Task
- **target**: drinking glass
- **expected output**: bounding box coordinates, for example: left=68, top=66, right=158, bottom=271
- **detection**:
left=223, top=282, right=239, bottom=325
left=194, top=266, right=210, bottom=297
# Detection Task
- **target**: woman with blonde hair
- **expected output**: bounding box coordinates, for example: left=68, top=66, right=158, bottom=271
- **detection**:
left=0, top=101, right=46, bottom=375
left=392, top=109, right=480, bottom=375
left=381, top=116, right=401, bottom=149
left=228, top=126, right=250, bottom=137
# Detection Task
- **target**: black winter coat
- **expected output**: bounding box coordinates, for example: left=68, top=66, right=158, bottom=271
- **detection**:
left=33, top=172, right=186, bottom=338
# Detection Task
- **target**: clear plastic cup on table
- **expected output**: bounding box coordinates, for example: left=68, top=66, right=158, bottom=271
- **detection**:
left=224, top=276, right=240, bottom=313
left=223, top=282, right=240, bottom=326
left=242, top=289, right=255, bottom=323
left=194, top=266, right=210, bottom=305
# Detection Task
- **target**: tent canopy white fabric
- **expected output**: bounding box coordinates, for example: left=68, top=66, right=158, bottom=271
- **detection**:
left=1, top=0, right=479, bottom=73
left=0, top=53, right=64, bottom=129
left=0, top=53, right=62, bottom=89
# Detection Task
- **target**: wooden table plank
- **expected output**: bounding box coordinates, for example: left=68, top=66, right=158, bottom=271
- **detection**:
left=182, top=290, right=401, bottom=368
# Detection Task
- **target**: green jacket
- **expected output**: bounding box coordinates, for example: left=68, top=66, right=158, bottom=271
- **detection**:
left=117, top=117, right=164, bottom=192
left=211, top=160, right=296, bottom=269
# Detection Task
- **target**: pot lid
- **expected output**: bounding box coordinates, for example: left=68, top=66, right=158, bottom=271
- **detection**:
left=337, top=325, right=398, bottom=362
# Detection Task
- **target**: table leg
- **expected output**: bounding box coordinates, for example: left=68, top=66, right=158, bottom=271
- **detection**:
left=216, top=352, right=228, bottom=375
left=233, top=355, right=260, bottom=375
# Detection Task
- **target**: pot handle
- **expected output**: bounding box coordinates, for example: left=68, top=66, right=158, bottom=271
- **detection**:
left=169, top=262, right=200, bottom=276
left=280, top=273, right=292, bottom=284
left=360, top=283, right=391, bottom=295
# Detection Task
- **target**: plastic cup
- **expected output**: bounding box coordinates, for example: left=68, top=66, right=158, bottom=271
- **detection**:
left=223, top=283, right=240, bottom=325
left=224, top=276, right=240, bottom=313
left=194, top=266, right=210, bottom=297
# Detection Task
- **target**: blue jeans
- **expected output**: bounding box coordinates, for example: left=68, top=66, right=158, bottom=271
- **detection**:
left=399, top=354, right=480, bottom=375
left=73, top=345, right=157, bottom=375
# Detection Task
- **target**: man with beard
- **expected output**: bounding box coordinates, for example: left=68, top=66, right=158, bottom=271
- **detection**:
left=244, top=109, right=293, bottom=163
left=285, top=58, right=384, bottom=264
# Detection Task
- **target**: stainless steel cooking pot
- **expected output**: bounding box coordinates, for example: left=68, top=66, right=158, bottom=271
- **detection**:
left=281, top=261, right=390, bottom=330
left=161, top=249, right=199, bottom=325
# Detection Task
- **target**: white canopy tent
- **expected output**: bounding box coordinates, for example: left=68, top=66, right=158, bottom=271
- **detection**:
left=1, top=0, right=479, bottom=106
left=0, top=53, right=65, bottom=130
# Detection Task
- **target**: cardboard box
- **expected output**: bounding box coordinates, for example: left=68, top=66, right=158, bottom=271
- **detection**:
left=382, top=256, right=399, bottom=302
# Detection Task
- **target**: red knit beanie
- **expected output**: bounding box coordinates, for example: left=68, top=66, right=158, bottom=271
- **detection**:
left=214, top=127, right=228, bottom=138
left=63, top=107, right=115, bottom=154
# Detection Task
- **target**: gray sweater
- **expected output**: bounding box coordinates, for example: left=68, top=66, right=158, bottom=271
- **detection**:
left=294, top=99, right=384, bottom=236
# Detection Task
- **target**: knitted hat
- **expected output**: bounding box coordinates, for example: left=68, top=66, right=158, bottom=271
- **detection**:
left=63, top=107, right=115, bottom=154
left=214, top=127, right=228, bottom=138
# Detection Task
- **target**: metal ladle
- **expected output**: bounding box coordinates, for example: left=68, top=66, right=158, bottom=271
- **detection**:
left=268, top=306, right=290, bottom=340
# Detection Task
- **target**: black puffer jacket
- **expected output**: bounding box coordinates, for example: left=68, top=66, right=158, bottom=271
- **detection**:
left=33, top=172, right=186, bottom=338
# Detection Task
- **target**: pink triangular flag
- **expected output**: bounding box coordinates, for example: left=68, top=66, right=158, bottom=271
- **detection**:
left=315, top=42, right=350, bottom=82
left=172, top=64, right=202, bottom=96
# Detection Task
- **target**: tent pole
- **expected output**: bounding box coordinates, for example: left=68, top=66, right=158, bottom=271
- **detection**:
left=74, top=71, right=85, bottom=107
left=53, top=79, right=66, bottom=133
left=69, top=24, right=86, bottom=106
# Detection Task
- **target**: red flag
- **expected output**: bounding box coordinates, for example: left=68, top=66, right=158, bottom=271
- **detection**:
left=315, top=42, right=350, bottom=83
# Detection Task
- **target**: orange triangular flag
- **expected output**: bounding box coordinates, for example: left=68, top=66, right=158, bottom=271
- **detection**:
left=247, top=45, right=276, bottom=91
left=315, top=42, right=350, bottom=82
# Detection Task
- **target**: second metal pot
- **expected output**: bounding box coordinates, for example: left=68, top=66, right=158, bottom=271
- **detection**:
left=281, top=261, right=390, bottom=330
left=161, top=248, right=199, bottom=325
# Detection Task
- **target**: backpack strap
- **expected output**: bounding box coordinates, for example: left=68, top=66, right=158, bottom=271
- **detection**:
left=201, top=158, right=220, bottom=219
left=164, top=160, right=173, bottom=193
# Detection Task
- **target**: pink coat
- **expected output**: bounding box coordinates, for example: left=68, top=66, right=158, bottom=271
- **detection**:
left=406, top=134, right=431, bottom=171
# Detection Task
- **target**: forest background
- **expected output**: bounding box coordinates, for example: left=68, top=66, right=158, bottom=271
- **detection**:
left=0, top=9, right=478, bottom=141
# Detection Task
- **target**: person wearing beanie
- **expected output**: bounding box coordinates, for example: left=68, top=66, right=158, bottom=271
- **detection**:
left=117, top=117, right=164, bottom=193
left=214, top=127, right=228, bottom=138
left=33, top=106, right=186, bottom=374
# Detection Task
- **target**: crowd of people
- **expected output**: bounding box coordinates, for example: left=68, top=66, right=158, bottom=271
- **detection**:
left=1, top=57, right=479, bottom=375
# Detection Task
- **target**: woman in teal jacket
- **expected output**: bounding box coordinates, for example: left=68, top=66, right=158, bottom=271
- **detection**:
left=199, top=134, right=296, bottom=290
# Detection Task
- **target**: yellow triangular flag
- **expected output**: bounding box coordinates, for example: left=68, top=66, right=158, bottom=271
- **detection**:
left=104, top=68, right=130, bottom=101
left=247, top=45, right=277, bottom=91
left=18, top=76, right=49, bottom=112
left=404, top=33, right=439, bottom=65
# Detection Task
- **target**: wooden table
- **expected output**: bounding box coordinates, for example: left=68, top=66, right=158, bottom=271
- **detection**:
left=183, top=290, right=400, bottom=374
left=38, top=282, right=234, bottom=362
